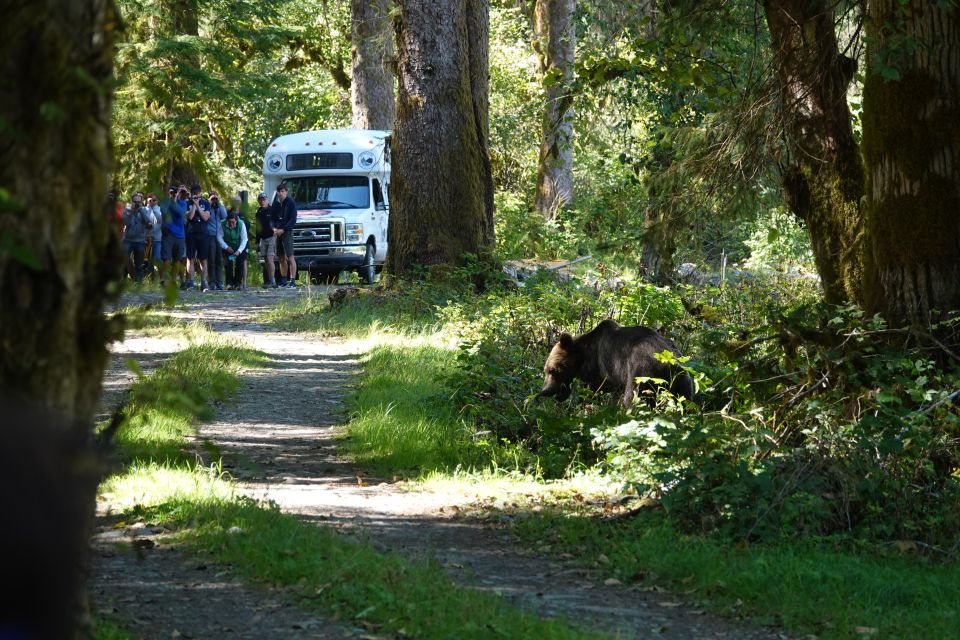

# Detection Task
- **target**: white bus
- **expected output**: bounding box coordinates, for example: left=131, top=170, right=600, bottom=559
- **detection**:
left=263, top=129, right=390, bottom=284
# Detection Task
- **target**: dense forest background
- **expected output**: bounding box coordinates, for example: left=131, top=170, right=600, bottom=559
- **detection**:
left=111, top=0, right=811, bottom=277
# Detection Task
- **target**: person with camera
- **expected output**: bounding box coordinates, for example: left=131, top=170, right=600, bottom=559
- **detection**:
left=206, top=192, right=228, bottom=290
left=270, top=183, right=298, bottom=287
left=122, top=191, right=153, bottom=283
left=160, top=186, right=188, bottom=288
left=254, top=193, right=277, bottom=288
left=217, top=210, right=248, bottom=290
left=143, top=193, right=163, bottom=280
left=184, top=187, right=211, bottom=291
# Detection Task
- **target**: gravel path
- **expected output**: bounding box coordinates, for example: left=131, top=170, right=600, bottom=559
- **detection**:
left=92, top=286, right=787, bottom=639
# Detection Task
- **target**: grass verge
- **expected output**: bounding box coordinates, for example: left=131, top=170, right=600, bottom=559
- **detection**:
left=510, top=509, right=959, bottom=640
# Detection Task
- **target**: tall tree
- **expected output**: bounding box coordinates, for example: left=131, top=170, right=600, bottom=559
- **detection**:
left=763, top=0, right=865, bottom=305
left=861, top=0, right=960, bottom=322
left=388, top=0, right=495, bottom=274
left=531, top=0, right=576, bottom=221
left=351, top=0, right=396, bottom=129
left=0, top=0, right=122, bottom=635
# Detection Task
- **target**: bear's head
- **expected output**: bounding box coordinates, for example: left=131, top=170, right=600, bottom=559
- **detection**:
left=539, top=333, right=581, bottom=401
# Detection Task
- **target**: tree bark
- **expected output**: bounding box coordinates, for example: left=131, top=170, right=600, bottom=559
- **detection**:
left=387, top=0, right=494, bottom=275
left=532, top=0, right=576, bottom=221
left=861, top=0, right=960, bottom=322
left=0, top=0, right=122, bottom=636
left=351, top=0, right=396, bottom=130
left=763, top=0, right=865, bottom=304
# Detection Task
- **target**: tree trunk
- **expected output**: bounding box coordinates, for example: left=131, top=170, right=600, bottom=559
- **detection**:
left=861, top=0, right=960, bottom=322
left=763, top=0, right=865, bottom=304
left=351, top=0, right=396, bottom=130
left=640, top=207, right=676, bottom=283
left=387, top=0, right=494, bottom=275
left=532, top=0, right=576, bottom=221
left=0, top=0, right=122, bottom=636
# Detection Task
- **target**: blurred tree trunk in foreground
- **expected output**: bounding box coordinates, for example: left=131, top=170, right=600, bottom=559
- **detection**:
left=388, top=0, right=494, bottom=274
left=0, top=0, right=123, bottom=635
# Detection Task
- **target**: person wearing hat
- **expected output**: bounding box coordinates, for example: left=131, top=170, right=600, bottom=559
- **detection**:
left=254, top=192, right=277, bottom=287
left=217, top=210, right=248, bottom=290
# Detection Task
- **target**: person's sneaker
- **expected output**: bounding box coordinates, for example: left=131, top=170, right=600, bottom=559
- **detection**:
left=278, top=276, right=288, bottom=287
left=286, top=278, right=297, bottom=288
left=261, top=281, right=271, bottom=289
left=216, top=283, right=224, bottom=291
left=200, top=281, right=208, bottom=292
left=179, top=280, right=192, bottom=291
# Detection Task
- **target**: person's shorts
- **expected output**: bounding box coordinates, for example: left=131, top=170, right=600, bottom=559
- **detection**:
left=277, top=230, right=294, bottom=257
left=185, top=235, right=209, bottom=261
left=161, top=235, right=186, bottom=261
left=259, top=236, right=276, bottom=258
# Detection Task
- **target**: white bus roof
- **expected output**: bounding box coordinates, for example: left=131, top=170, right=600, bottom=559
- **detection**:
left=266, top=129, right=390, bottom=155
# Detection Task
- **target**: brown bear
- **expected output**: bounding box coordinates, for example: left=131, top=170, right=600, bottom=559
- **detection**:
left=539, top=319, right=694, bottom=407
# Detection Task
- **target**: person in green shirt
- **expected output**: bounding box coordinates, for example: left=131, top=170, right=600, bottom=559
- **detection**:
left=217, top=211, right=248, bottom=290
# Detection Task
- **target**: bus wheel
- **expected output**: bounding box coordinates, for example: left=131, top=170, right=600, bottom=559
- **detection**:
left=360, top=244, right=376, bottom=285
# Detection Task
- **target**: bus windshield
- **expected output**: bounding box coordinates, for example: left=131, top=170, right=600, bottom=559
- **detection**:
left=283, top=176, right=370, bottom=210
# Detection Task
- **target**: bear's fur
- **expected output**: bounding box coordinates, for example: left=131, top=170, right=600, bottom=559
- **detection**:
left=539, top=319, right=694, bottom=407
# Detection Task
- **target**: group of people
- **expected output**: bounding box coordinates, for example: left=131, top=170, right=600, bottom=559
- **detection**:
left=118, top=182, right=298, bottom=290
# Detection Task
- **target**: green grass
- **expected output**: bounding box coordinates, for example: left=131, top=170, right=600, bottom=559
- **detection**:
left=510, top=510, right=960, bottom=640
left=93, top=619, right=137, bottom=640
left=110, top=302, right=210, bottom=340
left=345, top=343, right=478, bottom=472
left=259, top=286, right=442, bottom=337
left=112, top=338, right=266, bottom=464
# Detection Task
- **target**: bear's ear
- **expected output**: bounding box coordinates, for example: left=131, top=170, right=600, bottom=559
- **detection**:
left=558, top=333, right=574, bottom=349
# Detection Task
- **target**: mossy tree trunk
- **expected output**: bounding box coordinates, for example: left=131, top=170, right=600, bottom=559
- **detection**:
left=0, top=0, right=122, bottom=636
left=351, top=0, right=395, bottom=130
left=387, top=0, right=494, bottom=275
left=532, top=0, right=575, bottom=222
left=763, top=0, right=865, bottom=304
left=861, top=0, right=960, bottom=322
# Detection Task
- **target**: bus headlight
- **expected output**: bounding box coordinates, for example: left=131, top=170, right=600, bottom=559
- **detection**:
left=346, top=223, right=364, bottom=243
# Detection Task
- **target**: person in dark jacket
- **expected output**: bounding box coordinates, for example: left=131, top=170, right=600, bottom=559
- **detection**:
left=270, top=183, right=298, bottom=287
left=255, top=193, right=277, bottom=288
left=184, top=187, right=210, bottom=290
